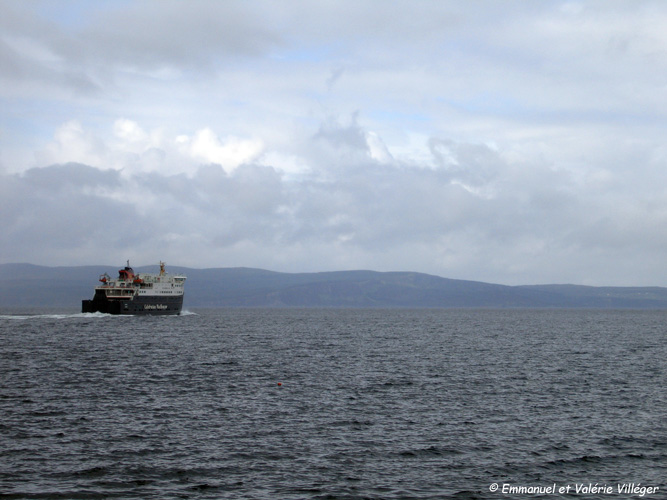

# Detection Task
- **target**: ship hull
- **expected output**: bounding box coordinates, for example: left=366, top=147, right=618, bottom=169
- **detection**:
left=82, top=290, right=184, bottom=315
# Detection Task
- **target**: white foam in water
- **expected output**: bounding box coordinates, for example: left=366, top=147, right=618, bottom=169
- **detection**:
left=0, top=311, right=194, bottom=320
left=1, top=312, right=119, bottom=320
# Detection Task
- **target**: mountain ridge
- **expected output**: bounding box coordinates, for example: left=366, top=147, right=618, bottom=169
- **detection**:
left=2, top=263, right=667, bottom=309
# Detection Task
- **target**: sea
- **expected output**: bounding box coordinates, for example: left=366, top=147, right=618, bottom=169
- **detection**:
left=0, top=308, right=665, bottom=500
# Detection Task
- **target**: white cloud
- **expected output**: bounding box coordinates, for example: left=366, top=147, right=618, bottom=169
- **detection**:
left=36, top=121, right=107, bottom=168
left=113, top=118, right=149, bottom=144
left=32, top=120, right=267, bottom=176
left=180, top=128, right=264, bottom=173
left=366, top=131, right=393, bottom=163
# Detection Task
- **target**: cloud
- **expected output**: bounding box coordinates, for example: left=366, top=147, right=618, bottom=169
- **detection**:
left=3, top=2, right=667, bottom=285
left=1, top=163, right=139, bottom=263
left=36, top=121, right=108, bottom=168
left=81, top=1, right=283, bottom=69
left=2, top=115, right=664, bottom=286
left=178, top=128, right=264, bottom=172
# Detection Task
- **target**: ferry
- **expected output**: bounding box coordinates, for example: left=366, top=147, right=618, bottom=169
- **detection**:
left=82, top=261, right=186, bottom=315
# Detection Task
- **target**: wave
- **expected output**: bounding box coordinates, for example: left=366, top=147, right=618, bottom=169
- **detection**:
left=1, top=310, right=196, bottom=320
left=0, top=312, right=118, bottom=320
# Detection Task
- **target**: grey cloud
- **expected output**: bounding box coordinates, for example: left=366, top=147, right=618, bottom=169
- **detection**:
left=79, top=1, right=283, bottom=70
left=0, top=34, right=101, bottom=96
left=0, top=3, right=100, bottom=94
left=22, top=162, right=121, bottom=190
left=1, top=164, right=142, bottom=262
left=314, top=115, right=368, bottom=152
left=0, top=38, right=30, bottom=81
left=429, top=138, right=502, bottom=188
left=0, top=0, right=282, bottom=98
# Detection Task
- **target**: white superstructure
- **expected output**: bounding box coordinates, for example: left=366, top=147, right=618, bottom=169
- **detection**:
left=83, top=261, right=186, bottom=315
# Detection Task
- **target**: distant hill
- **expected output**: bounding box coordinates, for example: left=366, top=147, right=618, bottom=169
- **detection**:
left=2, top=263, right=667, bottom=309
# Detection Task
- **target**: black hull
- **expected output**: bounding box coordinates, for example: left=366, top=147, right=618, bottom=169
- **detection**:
left=82, top=291, right=184, bottom=315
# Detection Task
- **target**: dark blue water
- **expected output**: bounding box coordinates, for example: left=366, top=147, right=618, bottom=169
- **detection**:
left=1, top=309, right=665, bottom=499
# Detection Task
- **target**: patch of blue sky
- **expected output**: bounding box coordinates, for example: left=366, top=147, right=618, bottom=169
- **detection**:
left=1, top=107, right=56, bottom=169
left=3, top=98, right=67, bottom=135
left=369, top=109, right=430, bottom=123
left=270, top=43, right=342, bottom=63
left=438, top=93, right=531, bottom=119
left=2, top=95, right=110, bottom=146
left=440, top=92, right=648, bottom=127
left=35, top=0, right=133, bottom=28
left=366, top=110, right=432, bottom=131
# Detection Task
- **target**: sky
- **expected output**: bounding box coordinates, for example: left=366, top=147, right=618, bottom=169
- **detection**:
left=2, top=0, right=667, bottom=286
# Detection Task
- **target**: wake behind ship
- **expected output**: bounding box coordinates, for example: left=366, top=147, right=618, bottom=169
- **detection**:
left=82, top=261, right=186, bottom=315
